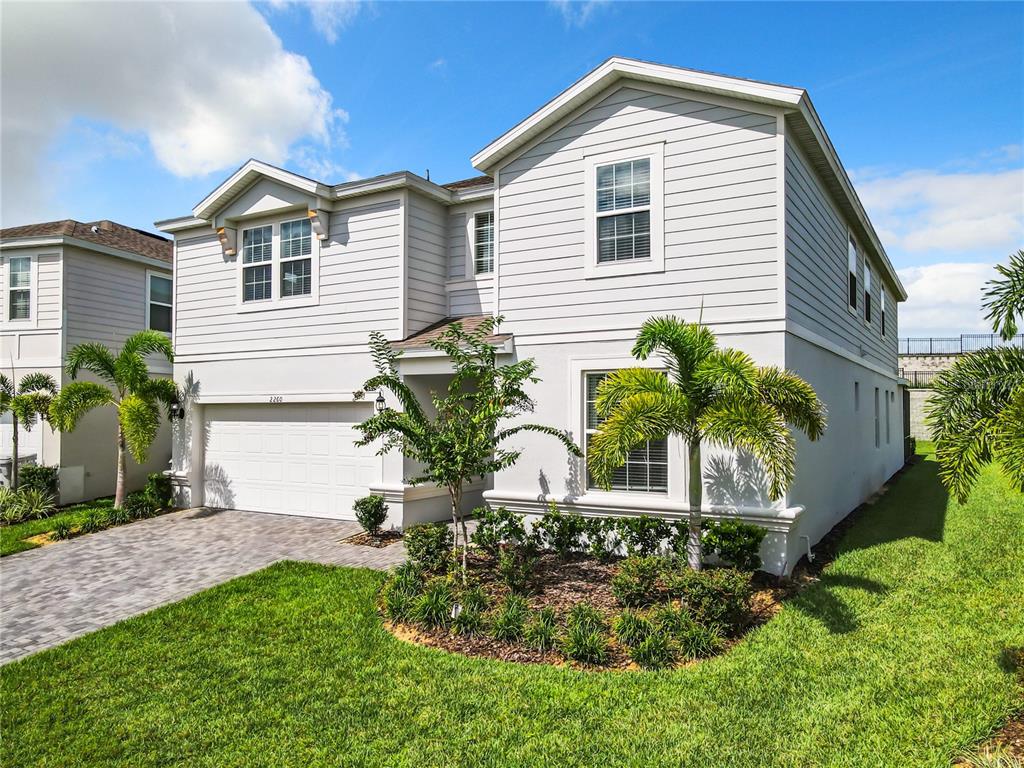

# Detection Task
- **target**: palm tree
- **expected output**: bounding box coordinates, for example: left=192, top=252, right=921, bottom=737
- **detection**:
left=929, top=251, right=1024, bottom=502
left=49, top=330, right=176, bottom=508
left=0, top=372, right=58, bottom=489
left=588, top=316, right=826, bottom=570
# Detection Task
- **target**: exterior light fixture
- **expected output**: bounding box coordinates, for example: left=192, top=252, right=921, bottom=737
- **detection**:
left=170, top=400, right=186, bottom=420
left=375, top=392, right=386, bottom=414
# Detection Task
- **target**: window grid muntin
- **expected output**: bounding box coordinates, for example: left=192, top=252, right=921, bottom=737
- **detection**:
left=596, top=159, right=651, bottom=213
left=281, top=257, right=312, bottom=297
left=243, top=264, right=272, bottom=303
left=594, top=158, right=652, bottom=265
left=280, top=218, right=312, bottom=261
left=474, top=211, right=494, bottom=274
left=597, top=211, right=650, bottom=263
left=585, top=372, right=668, bottom=493
left=242, top=225, right=273, bottom=264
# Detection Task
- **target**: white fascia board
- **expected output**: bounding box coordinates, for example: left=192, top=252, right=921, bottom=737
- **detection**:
left=192, top=159, right=331, bottom=220
left=470, top=56, right=803, bottom=172
left=332, top=172, right=453, bottom=205
left=0, top=235, right=172, bottom=271
left=451, top=186, right=495, bottom=203
left=154, top=216, right=208, bottom=234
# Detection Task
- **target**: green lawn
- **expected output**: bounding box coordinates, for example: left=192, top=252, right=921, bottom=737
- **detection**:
left=0, top=497, right=115, bottom=557
left=2, top=447, right=1022, bottom=767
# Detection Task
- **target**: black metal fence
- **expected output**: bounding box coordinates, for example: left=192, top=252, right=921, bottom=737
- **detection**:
left=898, top=370, right=940, bottom=388
left=898, top=334, right=1024, bottom=355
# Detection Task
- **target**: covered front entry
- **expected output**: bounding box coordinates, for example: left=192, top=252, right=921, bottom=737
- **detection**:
left=201, top=402, right=379, bottom=520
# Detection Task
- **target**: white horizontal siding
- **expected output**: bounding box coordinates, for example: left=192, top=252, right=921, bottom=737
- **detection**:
left=406, top=192, right=448, bottom=333
left=449, top=287, right=492, bottom=316
left=63, top=247, right=162, bottom=349
left=36, top=253, right=62, bottom=326
left=497, top=83, right=779, bottom=336
left=784, top=136, right=897, bottom=370
left=173, top=198, right=402, bottom=357
left=448, top=210, right=467, bottom=279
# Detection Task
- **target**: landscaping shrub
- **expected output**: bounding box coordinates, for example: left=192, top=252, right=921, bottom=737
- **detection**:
left=470, top=506, right=527, bottom=556
left=18, top=464, right=59, bottom=497
left=404, top=523, right=454, bottom=573
left=583, top=516, right=621, bottom=562
left=108, top=506, right=133, bottom=526
left=561, top=625, right=609, bottom=665
left=0, top=488, right=20, bottom=525
left=412, top=579, right=455, bottom=629
left=381, top=563, right=424, bottom=622
left=613, top=609, right=654, bottom=648
left=79, top=508, right=110, bottom=534
left=354, top=494, right=388, bottom=535
left=497, top=544, right=538, bottom=594
left=666, top=566, right=753, bottom=635
left=451, top=584, right=489, bottom=636
left=144, top=473, right=174, bottom=510
left=630, top=631, right=675, bottom=670
left=611, top=556, right=666, bottom=607
left=9, top=489, right=56, bottom=522
left=391, top=561, right=425, bottom=595
left=531, top=503, right=585, bottom=559
left=50, top=520, right=72, bottom=540
left=490, top=594, right=528, bottom=642
left=524, top=606, right=558, bottom=651
left=566, top=602, right=607, bottom=635
left=702, top=519, right=767, bottom=571
left=122, top=491, right=157, bottom=520
left=617, top=515, right=671, bottom=556
left=674, top=619, right=724, bottom=660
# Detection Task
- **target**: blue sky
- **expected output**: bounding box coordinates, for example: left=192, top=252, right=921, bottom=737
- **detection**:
left=2, top=1, right=1022, bottom=335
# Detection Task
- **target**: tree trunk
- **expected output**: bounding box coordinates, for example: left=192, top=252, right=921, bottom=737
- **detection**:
left=687, top=437, right=703, bottom=571
left=449, top=485, right=466, bottom=582
left=10, top=415, right=18, bottom=491
left=114, top=424, right=127, bottom=509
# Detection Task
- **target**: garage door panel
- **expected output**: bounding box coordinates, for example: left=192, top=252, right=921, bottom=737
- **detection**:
left=203, top=403, right=378, bottom=520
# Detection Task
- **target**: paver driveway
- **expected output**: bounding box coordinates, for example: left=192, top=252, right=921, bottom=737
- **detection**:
left=0, top=508, right=407, bottom=664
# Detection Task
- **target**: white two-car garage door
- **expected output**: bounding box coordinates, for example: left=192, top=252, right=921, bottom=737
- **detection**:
left=202, top=403, right=380, bottom=520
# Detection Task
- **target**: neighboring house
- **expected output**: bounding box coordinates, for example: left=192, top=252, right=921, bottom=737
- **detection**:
left=0, top=219, right=174, bottom=502
left=157, top=57, right=907, bottom=574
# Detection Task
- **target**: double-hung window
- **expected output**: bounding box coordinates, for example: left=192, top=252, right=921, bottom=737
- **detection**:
left=880, top=286, right=887, bottom=337
left=848, top=236, right=858, bottom=311
left=241, top=225, right=273, bottom=303
left=7, top=256, right=31, bottom=321
left=147, top=273, right=173, bottom=333
left=864, top=264, right=872, bottom=324
left=280, top=218, right=312, bottom=298
left=596, top=159, right=651, bottom=264
left=473, top=211, right=494, bottom=274
left=585, top=372, right=668, bottom=493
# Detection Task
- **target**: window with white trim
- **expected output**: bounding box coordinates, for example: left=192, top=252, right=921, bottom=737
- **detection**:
left=147, top=274, right=172, bottom=333
left=848, top=236, right=858, bottom=311
left=880, top=286, right=887, bottom=337
left=241, top=225, right=272, bottom=303
left=7, top=256, right=31, bottom=321
left=864, top=264, right=872, bottom=324
left=280, top=218, right=312, bottom=297
left=473, top=211, right=494, bottom=274
left=585, top=372, right=668, bottom=493
left=596, top=159, right=650, bottom=263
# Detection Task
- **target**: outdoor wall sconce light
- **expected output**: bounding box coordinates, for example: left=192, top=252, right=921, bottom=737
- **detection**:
left=375, top=392, right=387, bottom=414
left=169, top=400, right=186, bottom=420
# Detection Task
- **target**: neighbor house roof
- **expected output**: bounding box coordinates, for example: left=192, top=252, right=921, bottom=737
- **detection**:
left=470, top=56, right=906, bottom=301
left=442, top=175, right=493, bottom=191
left=392, top=315, right=511, bottom=350
left=0, top=219, right=172, bottom=265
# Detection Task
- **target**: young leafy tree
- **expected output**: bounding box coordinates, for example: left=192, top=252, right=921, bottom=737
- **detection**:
left=0, top=372, right=58, bottom=490
left=354, top=316, right=581, bottom=576
left=588, top=316, right=826, bottom=571
left=930, top=251, right=1024, bottom=502
left=49, top=330, right=176, bottom=508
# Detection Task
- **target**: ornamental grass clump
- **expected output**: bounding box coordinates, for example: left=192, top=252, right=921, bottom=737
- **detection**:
left=613, top=609, right=654, bottom=648
left=412, top=579, right=455, bottom=630
left=490, top=594, right=528, bottom=643
left=451, top=586, right=489, bottom=636
left=524, top=607, right=558, bottom=652
left=630, top=631, right=675, bottom=670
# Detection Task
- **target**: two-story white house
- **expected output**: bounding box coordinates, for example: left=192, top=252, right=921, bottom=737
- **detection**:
left=156, top=58, right=907, bottom=574
left=0, top=219, right=174, bottom=502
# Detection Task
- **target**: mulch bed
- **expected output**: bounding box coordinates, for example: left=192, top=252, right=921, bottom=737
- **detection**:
left=385, top=550, right=795, bottom=671
left=343, top=530, right=404, bottom=548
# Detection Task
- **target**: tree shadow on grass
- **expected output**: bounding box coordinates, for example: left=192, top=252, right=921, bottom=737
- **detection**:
left=786, top=573, right=889, bottom=634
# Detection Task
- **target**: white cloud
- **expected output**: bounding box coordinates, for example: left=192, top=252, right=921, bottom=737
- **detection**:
left=0, top=2, right=347, bottom=225
left=856, top=167, right=1024, bottom=256
left=549, top=0, right=609, bottom=27
left=898, top=262, right=997, bottom=336
left=265, top=0, right=365, bottom=44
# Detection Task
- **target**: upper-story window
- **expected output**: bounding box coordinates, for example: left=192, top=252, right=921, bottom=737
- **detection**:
left=880, top=286, right=887, bottom=337
left=239, top=217, right=317, bottom=307
left=596, top=159, right=650, bottom=263
left=585, top=372, right=668, bottom=493
left=280, top=218, right=312, bottom=297
left=7, top=256, right=31, bottom=321
left=242, top=225, right=273, bottom=303
left=584, top=143, right=664, bottom=278
left=147, top=273, right=172, bottom=333
left=864, top=264, right=873, bottom=324
left=847, top=236, right=858, bottom=311
left=474, top=211, right=494, bottom=274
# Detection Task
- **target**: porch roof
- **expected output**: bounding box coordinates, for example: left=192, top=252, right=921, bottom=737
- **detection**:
left=392, top=315, right=511, bottom=350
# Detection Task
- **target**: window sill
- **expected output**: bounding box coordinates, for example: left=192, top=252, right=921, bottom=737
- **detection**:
left=237, top=295, right=319, bottom=313
left=584, top=257, right=664, bottom=280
